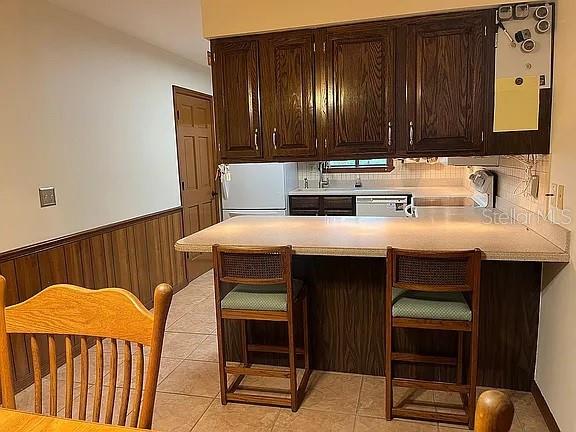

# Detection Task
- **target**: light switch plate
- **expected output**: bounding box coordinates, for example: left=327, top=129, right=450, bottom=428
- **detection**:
left=557, top=184, right=565, bottom=210
left=551, top=183, right=558, bottom=207
left=39, top=187, right=56, bottom=207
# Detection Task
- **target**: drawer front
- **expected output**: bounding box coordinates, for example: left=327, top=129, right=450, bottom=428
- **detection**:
left=290, top=209, right=320, bottom=216
left=290, top=196, right=321, bottom=210
left=324, top=209, right=355, bottom=216
left=323, top=196, right=355, bottom=210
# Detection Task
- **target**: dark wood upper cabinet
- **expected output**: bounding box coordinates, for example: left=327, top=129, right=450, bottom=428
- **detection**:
left=325, top=24, right=396, bottom=158
left=212, top=39, right=263, bottom=161
left=210, top=9, right=551, bottom=163
left=260, top=31, right=317, bottom=159
left=402, top=11, right=491, bottom=155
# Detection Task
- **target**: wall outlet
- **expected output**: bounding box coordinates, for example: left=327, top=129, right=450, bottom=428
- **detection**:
left=551, top=183, right=558, bottom=207
left=39, top=187, right=56, bottom=207
left=557, top=184, right=565, bottom=210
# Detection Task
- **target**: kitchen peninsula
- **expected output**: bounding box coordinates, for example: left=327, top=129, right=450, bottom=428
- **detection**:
left=176, top=211, right=569, bottom=392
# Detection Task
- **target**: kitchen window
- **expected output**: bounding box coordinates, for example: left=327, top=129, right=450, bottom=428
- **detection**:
left=325, top=158, right=394, bottom=173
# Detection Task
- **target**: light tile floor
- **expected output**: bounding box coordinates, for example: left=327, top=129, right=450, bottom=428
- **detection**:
left=15, top=270, right=548, bottom=431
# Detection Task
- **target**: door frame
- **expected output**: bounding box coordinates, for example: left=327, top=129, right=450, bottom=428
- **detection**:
left=171, top=85, right=220, bottom=280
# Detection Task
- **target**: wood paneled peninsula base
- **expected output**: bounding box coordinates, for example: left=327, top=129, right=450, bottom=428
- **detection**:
left=221, top=256, right=541, bottom=392
left=176, top=214, right=568, bottom=392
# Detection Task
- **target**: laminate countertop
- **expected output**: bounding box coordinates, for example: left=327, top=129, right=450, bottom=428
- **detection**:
left=175, top=209, right=569, bottom=262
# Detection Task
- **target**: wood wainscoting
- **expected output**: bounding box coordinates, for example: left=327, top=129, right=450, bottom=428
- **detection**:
left=0, top=207, right=189, bottom=392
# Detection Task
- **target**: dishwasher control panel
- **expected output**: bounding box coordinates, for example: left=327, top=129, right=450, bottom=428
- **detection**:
left=356, top=195, right=412, bottom=217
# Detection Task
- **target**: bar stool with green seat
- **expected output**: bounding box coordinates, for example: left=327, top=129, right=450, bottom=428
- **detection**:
left=385, top=247, right=481, bottom=429
left=212, top=244, right=312, bottom=411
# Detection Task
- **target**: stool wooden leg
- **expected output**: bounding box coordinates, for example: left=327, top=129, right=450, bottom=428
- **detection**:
left=302, top=294, right=310, bottom=372
left=240, top=319, right=249, bottom=366
left=385, top=326, right=393, bottom=420
left=457, top=331, right=469, bottom=410
left=287, top=313, right=298, bottom=411
left=215, top=313, right=228, bottom=405
left=468, top=326, right=479, bottom=429
left=457, top=331, right=463, bottom=385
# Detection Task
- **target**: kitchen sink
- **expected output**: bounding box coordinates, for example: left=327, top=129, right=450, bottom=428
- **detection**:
left=412, top=196, right=479, bottom=207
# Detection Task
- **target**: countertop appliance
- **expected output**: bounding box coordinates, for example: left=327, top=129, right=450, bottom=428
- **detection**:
left=221, top=163, right=298, bottom=219
left=356, top=195, right=410, bottom=217
left=469, top=169, right=496, bottom=208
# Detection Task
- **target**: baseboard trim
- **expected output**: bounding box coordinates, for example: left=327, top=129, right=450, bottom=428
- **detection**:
left=531, top=380, right=561, bottom=432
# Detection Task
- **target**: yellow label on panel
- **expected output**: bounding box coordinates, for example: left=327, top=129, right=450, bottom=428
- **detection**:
left=494, top=76, right=540, bottom=132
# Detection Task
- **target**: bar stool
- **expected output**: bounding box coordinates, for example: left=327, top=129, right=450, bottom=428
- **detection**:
left=212, top=245, right=312, bottom=411
left=385, top=247, right=481, bottom=429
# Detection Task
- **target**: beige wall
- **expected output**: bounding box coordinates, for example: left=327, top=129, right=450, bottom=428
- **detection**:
left=0, top=0, right=211, bottom=252
left=201, top=0, right=514, bottom=38
left=536, top=1, right=576, bottom=430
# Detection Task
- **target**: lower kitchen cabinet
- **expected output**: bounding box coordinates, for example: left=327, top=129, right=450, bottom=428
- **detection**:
left=289, top=195, right=356, bottom=216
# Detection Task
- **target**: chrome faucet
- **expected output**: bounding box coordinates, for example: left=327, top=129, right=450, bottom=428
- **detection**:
left=318, top=162, right=330, bottom=188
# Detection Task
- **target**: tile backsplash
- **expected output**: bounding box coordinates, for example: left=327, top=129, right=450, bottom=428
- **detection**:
left=466, top=154, right=551, bottom=216
left=297, top=160, right=467, bottom=188
left=298, top=155, right=552, bottom=216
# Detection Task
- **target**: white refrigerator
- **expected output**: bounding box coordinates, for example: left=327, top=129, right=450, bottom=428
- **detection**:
left=221, top=163, right=298, bottom=219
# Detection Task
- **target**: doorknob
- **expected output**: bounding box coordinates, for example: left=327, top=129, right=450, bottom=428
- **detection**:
left=211, top=191, right=218, bottom=198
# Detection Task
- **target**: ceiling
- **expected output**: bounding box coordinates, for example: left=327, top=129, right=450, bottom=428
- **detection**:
left=49, top=0, right=209, bottom=66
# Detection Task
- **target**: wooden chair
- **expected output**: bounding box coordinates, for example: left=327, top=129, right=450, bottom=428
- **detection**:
left=475, top=390, right=514, bottom=432
left=213, top=245, right=311, bottom=411
left=0, top=275, right=173, bottom=429
left=385, top=248, right=481, bottom=429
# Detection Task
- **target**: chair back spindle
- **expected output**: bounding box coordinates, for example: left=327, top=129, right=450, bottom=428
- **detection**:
left=0, top=275, right=172, bottom=429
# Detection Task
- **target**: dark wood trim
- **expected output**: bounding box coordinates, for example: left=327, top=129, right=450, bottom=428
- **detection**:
left=325, top=159, right=395, bottom=174
left=0, top=207, right=182, bottom=262
left=531, top=380, right=561, bottom=432
left=172, top=86, right=212, bottom=101
left=325, top=167, right=395, bottom=173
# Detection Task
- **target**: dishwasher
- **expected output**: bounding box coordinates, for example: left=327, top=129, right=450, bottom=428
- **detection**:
left=356, top=195, right=411, bottom=217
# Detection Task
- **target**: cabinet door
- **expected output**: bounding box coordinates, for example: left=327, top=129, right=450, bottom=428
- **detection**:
left=261, top=31, right=317, bottom=159
left=404, top=12, right=489, bottom=154
left=212, top=39, right=263, bottom=161
left=325, top=24, right=396, bottom=157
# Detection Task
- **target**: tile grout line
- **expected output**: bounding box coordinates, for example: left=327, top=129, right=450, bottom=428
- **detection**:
left=355, top=375, right=365, bottom=416
left=268, top=407, right=283, bottom=432
left=185, top=395, right=216, bottom=432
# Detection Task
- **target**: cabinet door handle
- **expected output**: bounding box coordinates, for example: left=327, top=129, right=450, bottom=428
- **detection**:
left=409, top=121, right=414, bottom=147
left=254, top=128, right=259, bottom=151
left=388, top=122, right=392, bottom=147
left=273, top=128, right=277, bottom=150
